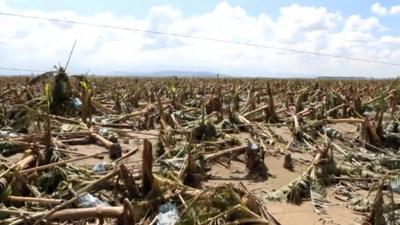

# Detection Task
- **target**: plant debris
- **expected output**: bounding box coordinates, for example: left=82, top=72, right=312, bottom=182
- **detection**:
left=1, top=74, right=400, bottom=224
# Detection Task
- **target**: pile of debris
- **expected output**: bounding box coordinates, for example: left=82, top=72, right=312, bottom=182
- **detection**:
left=1, top=71, right=400, bottom=224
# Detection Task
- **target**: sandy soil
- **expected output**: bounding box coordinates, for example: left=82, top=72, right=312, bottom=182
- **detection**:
left=205, top=155, right=362, bottom=225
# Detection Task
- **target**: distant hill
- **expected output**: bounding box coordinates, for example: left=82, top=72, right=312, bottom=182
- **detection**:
left=109, top=70, right=226, bottom=78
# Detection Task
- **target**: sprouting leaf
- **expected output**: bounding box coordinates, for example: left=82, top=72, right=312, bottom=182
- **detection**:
left=171, top=83, right=177, bottom=93
left=44, top=83, right=53, bottom=109
left=80, top=80, right=91, bottom=93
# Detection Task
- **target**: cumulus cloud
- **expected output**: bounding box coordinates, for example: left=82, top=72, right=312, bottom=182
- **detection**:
left=343, top=15, right=383, bottom=32
left=391, top=5, right=400, bottom=15
left=0, top=1, right=399, bottom=76
left=371, top=2, right=400, bottom=16
left=372, top=2, right=388, bottom=15
left=272, top=4, right=341, bottom=45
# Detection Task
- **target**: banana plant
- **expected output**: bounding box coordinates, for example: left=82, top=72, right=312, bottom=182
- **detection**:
left=44, top=83, right=53, bottom=163
left=79, top=80, right=92, bottom=124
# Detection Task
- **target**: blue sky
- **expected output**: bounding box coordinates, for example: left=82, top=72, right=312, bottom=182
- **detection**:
left=4, top=0, right=397, bottom=16
left=6, top=0, right=400, bottom=26
left=1, top=0, right=400, bottom=76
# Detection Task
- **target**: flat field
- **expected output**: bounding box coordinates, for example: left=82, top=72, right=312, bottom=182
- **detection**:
left=1, top=73, right=399, bottom=225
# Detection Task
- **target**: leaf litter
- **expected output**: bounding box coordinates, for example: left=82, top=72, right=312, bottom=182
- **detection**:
left=0, top=71, right=400, bottom=224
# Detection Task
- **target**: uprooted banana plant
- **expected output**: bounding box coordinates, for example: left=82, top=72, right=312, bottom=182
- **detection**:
left=2, top=75, right=400, bottom=225
left=265, top=142, right=334, bottom=214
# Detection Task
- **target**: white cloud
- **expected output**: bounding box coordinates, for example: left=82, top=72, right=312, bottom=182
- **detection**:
left=343, top=15, right=383, bottom=32
left=273, top=4, right=341, bottom=44
left=371, top=2, right=388, bottom=15
left=379, top=35, right=400, bottom=45
left=390, top=5, right=400, bottom=15
left=0, top=1, right=399, bottom=76
left=371, top=2, right=400, bottom=16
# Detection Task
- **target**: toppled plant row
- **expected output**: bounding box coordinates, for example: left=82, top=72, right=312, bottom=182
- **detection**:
left=1, top=69, right=400, bottom=225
